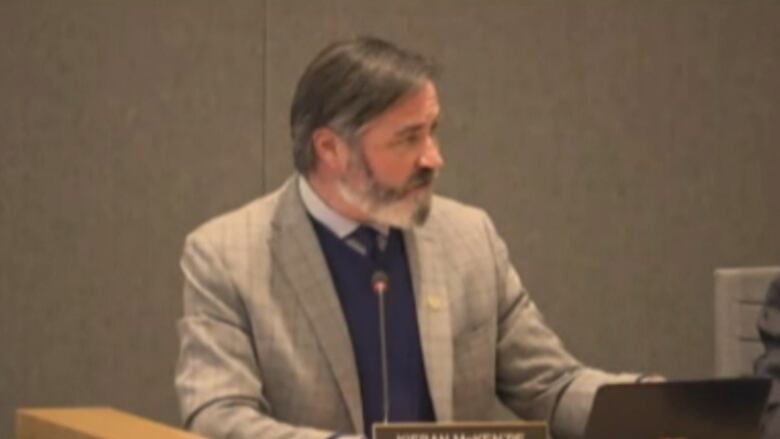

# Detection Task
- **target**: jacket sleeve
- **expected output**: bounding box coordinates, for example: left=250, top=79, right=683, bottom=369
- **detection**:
left=756, top=277, right=780, bottom=379
left=755, top=277, right=780, bottom=439
left=481, top=212, right=639, bottom=439
left=174, top=233, right=356, bottom=439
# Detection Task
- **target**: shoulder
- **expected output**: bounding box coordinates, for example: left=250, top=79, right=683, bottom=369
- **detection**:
left=427, top=194, right=492, bottom=230
left=185, top=181, right=290, bottom=251
left=422, top=194, right=503, bottom=253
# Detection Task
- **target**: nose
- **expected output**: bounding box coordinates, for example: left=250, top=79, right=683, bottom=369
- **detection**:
left=418, top=137, right=444, bottom=169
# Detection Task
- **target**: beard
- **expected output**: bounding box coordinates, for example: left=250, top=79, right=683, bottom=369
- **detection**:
left=337, top=146, right=437, bottom=229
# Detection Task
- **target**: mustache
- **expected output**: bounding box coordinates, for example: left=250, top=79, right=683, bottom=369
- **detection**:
left=401, top=167, right=436, bottom=192
left=369, top=167, right=437, bottom=203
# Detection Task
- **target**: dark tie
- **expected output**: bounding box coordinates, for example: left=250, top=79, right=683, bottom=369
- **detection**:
left=349, top=225, right=381, bottom=261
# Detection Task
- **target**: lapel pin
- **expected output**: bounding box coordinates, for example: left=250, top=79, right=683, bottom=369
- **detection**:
left=427, top=295, right=443, bottom=310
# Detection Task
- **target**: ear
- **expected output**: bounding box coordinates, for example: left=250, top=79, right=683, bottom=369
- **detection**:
left=312, top=127, right=349, bottom=172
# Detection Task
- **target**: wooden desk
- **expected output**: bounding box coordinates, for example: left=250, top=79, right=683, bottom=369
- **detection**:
left=16, top=407, right=204, bottom=439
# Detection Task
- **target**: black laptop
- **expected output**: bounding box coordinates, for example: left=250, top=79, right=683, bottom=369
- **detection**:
left=584, top=378, right=771, bottom=439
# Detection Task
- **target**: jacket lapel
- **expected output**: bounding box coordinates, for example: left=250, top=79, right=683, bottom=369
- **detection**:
left=270, top=177, right=364, bottom=433
left=404, top=223, right=454, bottom=421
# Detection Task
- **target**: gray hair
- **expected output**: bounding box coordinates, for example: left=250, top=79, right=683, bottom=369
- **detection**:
left=290, top=37, right=438, bottom=174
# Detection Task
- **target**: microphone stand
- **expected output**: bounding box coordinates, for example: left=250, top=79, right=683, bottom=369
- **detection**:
left=372, top=271, right=390, bottom=424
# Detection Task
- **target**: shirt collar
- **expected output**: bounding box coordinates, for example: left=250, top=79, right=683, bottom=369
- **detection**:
left=298, top=176, right=388, bottom=239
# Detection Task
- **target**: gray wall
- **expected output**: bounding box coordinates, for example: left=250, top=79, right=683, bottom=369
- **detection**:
left=2, top=1, right=779, bottom=437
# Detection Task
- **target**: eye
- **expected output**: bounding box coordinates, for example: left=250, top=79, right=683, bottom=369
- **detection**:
left=404, top=133, right=423, bottom=145
left=391, top=121, right=440, bottom=150
left=390, top=132, right=423, bottom=149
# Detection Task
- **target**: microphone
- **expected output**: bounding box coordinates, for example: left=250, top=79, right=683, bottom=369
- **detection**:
left=371, top=270, right=389, bottom=295
left=371, top=270, right=391, bottom=424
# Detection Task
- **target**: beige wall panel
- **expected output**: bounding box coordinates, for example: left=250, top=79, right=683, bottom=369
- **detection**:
left=0, top=2, right=265, bottom=438
left=263, top=0, right=780, bottom=378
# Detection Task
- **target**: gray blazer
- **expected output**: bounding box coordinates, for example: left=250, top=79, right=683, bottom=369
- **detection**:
left=175, top=177, right=637, bottom=439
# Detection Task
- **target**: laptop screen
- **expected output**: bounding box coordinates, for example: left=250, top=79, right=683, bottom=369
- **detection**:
left=584, top=378, right=771, bottom=439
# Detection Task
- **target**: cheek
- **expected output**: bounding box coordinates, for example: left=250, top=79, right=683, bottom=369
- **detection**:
left=361, top=141, right=420, bottom=185
left=375, top=158, right=418, bottom=186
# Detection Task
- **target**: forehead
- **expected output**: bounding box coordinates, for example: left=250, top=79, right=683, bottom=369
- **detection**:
left=361, top=81, right=440, bottom=134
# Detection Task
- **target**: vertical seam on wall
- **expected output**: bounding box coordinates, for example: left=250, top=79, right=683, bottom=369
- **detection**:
left=261, top=0, right=268, bottom=193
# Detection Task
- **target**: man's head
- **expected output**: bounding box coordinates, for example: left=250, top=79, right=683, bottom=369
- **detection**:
left=290, top=37, right=443, bottom=229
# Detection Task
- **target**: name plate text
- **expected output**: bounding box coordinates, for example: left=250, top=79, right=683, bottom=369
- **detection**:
left=373, top=421, right=547, bottom=439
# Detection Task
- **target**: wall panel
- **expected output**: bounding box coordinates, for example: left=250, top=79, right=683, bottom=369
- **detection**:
left=0, top=2, right=266, bottom=437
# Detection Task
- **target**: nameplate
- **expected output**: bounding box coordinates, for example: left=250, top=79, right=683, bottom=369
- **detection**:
left=373, top=421, right=547, bottom=439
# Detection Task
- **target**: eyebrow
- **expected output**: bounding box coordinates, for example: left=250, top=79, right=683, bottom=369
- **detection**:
left=393, top=124, right=426, bottom=138
left=393, top=118, right=439, bottom=138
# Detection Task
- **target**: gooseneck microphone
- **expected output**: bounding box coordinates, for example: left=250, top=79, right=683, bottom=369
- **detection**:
left=371, top=270, right=390, bottom=424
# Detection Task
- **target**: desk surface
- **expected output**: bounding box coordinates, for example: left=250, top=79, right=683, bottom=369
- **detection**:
left=16, top=407, right=204, bottom=439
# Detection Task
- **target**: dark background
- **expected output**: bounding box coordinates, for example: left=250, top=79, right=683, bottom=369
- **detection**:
left=2, top=1, right=778, bottom=437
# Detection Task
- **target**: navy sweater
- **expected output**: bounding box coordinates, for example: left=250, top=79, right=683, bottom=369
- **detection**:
left=310, top=219, right=435, bottom=436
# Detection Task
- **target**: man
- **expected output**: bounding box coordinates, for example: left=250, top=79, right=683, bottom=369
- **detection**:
left=175, top=37, right=642, bottom=439
left=755, top=276, right=780, bottom=438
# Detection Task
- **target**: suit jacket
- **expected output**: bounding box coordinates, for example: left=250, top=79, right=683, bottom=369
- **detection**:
left=175, top=176, right=638, bottom=439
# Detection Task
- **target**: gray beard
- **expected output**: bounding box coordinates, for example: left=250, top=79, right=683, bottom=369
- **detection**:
left=337, top=149, right=435, bottom=229
left=337, top=176, right=433, bottom=229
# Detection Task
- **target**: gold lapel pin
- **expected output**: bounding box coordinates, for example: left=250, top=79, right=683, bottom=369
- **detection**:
left=427, top=295, right=443, bottom=310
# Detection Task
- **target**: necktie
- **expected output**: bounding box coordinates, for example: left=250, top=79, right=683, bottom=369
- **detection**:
left=349, top=225, right=381, bottom=262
